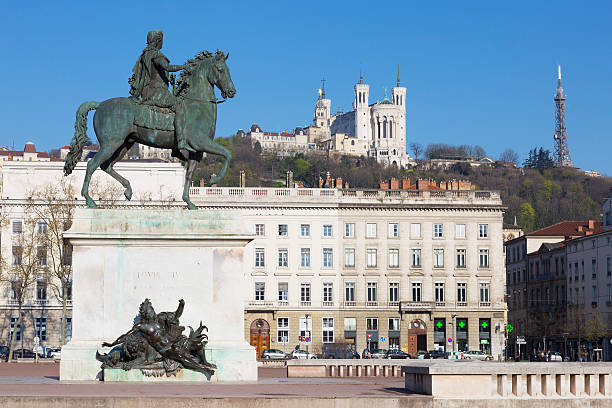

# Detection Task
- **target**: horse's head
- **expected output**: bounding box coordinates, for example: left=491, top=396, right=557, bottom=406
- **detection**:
left=207, top=51, right=236, bottom=99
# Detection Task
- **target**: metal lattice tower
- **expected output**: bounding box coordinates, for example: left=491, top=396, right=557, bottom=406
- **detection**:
left=553, top=65, right=573, bottom=167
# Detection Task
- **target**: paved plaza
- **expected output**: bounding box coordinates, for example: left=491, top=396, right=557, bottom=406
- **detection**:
left=0, top=363, right=417, bottom=399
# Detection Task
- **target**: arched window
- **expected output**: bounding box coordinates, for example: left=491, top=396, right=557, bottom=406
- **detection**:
left=389, top=120, right=393, bottom=139
left=383, top=119, right=387, bottom=138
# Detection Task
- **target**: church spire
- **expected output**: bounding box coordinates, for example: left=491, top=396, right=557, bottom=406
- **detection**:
left=321, top=77, right=326, bottom=99
left=359, top=63, right=363, bottom=84
left=396, top=64, right=400, bottom=87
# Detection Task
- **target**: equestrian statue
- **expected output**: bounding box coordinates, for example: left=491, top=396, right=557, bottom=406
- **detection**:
left=63, top=30, right=236, bottom=210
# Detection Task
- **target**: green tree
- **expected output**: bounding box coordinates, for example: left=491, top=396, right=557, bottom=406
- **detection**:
left=584, top=311, right=607, bottom=343
left=536, top=179, right=561, bottom=201
left=517, top=202, right=536, bottom=232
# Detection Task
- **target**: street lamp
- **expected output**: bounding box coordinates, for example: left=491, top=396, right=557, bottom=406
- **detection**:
left=305, top=314, right=311, bottom=354
left=450, top=314, right=457, bottom=355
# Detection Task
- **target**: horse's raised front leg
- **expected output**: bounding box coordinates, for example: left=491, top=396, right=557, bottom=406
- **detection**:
left=203, top=141, right=232, bottom=185
left=183, top=152, right=203, bottom=210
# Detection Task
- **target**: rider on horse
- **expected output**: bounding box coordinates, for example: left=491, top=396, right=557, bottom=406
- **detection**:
left=129, top=30, right=192, bottom=156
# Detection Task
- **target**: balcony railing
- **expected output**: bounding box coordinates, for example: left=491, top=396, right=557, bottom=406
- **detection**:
left=244, top=300, right=496, bottom=310
left=34, top=299, right=49, bottom=306
left=247, top=300, right=274, bottom=309
left=188, top=187, right=501, bottom=205
left=399, top=301, right=435, bottom=312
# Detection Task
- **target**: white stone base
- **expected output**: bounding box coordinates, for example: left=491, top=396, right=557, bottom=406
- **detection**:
left=59, top=209, right=257, bottom=382
left=60, top=340, right=257, bottom=382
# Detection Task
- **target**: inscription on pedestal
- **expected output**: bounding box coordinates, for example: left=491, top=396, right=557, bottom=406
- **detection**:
left=137, top=271, right=182, bottom=280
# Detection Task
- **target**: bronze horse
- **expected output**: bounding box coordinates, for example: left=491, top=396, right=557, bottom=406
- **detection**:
left=63, top=50, right=235, bottom=210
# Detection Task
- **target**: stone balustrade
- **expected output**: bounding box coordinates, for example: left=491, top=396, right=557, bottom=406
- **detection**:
left=287, top=359, right=416, bottom=378
left=188, top=187, right=501, bottom=207
left=402, top=362, right=612, bottom=399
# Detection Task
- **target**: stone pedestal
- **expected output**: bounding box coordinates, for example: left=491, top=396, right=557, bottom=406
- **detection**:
left=60, top=208, right=257, bottom=382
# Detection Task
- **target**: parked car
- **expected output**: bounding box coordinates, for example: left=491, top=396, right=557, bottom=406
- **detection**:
left=428, top=350, right=448, bottom=359
left=50, top=348, right=62, bottom=359
left=361, top=348, right=372, bottom=359
left=370, top=349, right=389, bottom=359
left=323, top=343, right=360, bottom=359
left=46, top=348, right=61, bottom=358
left=549, top=352, right=563, bottom=362
left=12, top=349, right=36, bottom=359
left=261, top=349, right=289, bottom=359
left=386, top=350, right=411, bottom=359
left=464, top=350, right=493, bottom=361
left=416, top=350, right=430, bottom=359
left=291, top=349, right=317, bottom=359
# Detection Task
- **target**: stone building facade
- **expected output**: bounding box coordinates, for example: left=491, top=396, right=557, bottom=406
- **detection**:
left=566, top=228, right=612, bottom=360
left=505, top=220, right=609, bottom=361
left=188, top=186, right=506, bottom=358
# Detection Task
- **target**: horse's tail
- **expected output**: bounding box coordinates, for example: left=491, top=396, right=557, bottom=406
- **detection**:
left=64, top=101, right=100, bottom=176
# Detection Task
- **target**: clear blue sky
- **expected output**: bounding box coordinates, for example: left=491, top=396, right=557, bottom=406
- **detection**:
left=1, top=1, right=611, bottom=173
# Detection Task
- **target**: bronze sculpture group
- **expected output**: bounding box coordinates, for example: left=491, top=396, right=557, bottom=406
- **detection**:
left=97, top=298, right=216, bottom=378
left=64, top=30, right=235, bottom=210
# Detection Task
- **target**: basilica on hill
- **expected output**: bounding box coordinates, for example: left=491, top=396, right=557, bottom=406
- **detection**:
left=242, top=68, right=415, bottom=167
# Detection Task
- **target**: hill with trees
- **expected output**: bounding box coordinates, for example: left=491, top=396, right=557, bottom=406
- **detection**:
left=194, top=135, right=611, bottom=233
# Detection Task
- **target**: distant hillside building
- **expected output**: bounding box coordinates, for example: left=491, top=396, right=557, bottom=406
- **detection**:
left=243, top=125, right=313, bottom=157
left=240, top=68, right=415, bottom=167
left=311, top=69, right=414, bottom=167
left=0, top=142, right=52, bottom=164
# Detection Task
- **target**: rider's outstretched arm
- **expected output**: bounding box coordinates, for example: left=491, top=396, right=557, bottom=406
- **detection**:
left=155, top=57, right=185, bottom=73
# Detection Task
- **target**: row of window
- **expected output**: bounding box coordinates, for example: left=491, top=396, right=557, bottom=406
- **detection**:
left=568, top=284, right=612, bottom=305
left=7, top=279, right=72, bottom=302
left=255, top=222, right=490, bottom=239
left=254, top=247, right=490, bottom=269
left=11, top=220, right=48, bottom=235
left=275, top=317, right=402, bottom=344
left=567, top=236, right=612, bottom=253
left=9, top=316, right=72, bottom=342
left=510, top=284, right=612, bottom=308
left=256, top=281, right=491, bottom=304
left=508, top=257, right=612, bottom=287
left=568, top=257, right=612, bottom=282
